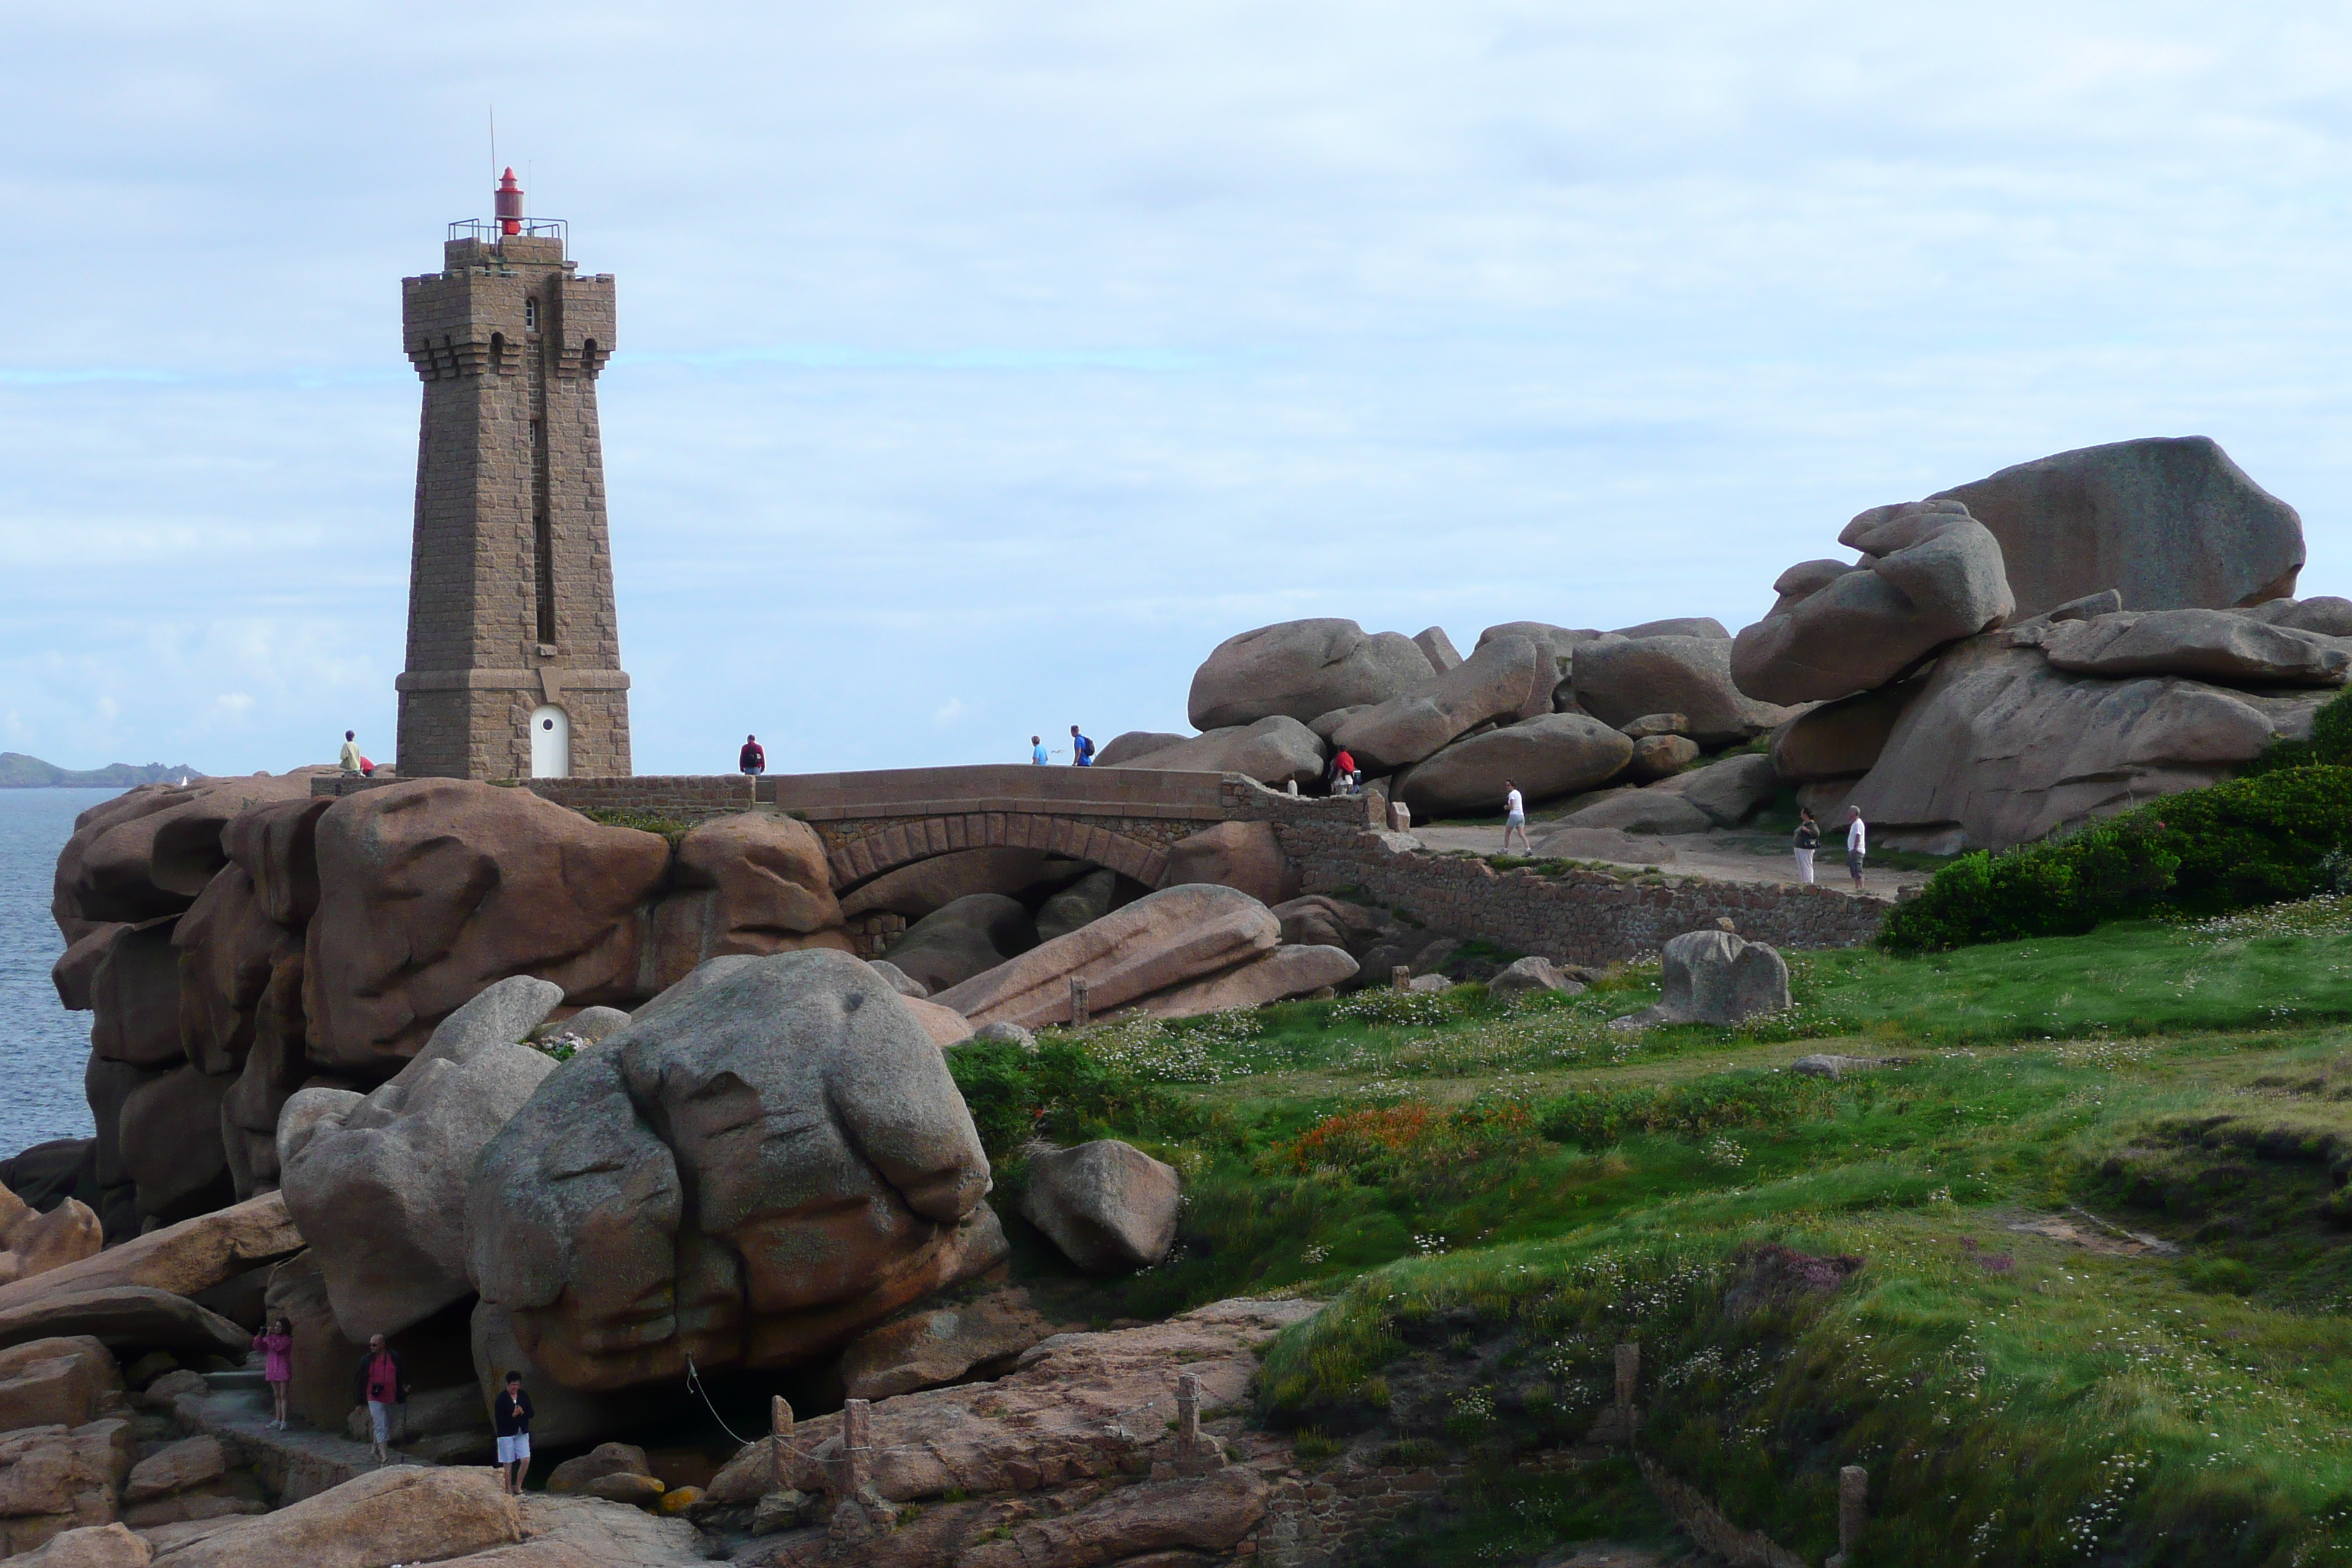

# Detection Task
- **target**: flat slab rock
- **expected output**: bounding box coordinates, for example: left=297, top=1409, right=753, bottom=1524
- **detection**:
left=706, top=1297, right=1320, bottom=1507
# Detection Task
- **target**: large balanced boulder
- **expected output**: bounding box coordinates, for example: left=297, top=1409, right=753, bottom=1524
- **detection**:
left=931, top=885, right=1281, bottom=1029
left=644, top=813, right=850, bottom=991
left=1931, top=436, right=2303, bottom=619
left=1096, top=732, right=1188, bottom=766
left=0, top=1187, right=101, bottom=1293
left=280, top=977, right=562, bottom=1339
left=1845, top=637, right=2323, bottom=850
left=1394, top=714, right=1633, bottom=818
left=1020, top=1141, right=1180, bottom=1273
left=1161, top=821, right=1295, bottom=907
left=2029, top=608, right=2350, bottom=686
left=1331, top=635, right=1553, bottom=774
left=1188, top=619, right=1435, bottom=729
left=301, top=780, right=671, bottom=1077
left=881, top=894, right=1039, bottom=994
left=0, top=1191, right=301, bottom=1313
left=1574, top=634, right=1795, bottom=746
left=469, top=951, right=1001, bottom=1390
left=1106, top=716, right=1327, bottom=788
left=1731, top=500, right=2015, bottom=705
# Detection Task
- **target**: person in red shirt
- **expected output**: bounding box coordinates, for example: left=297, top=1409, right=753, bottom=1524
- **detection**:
left=1330, top=749, right=1359, bottom=795
left=739, top=735, right=766, bottom=776
left=353, top=1335, right=407, bottom=1463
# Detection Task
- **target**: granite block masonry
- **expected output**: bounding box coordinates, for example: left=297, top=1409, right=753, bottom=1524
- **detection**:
left=394, top=189, right=632, bottom=782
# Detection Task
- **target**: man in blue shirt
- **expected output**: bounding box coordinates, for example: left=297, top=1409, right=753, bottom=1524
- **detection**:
left=1031, top=735, right=1048, bottom=764
left=1069, top=725, right=1095, bottom=766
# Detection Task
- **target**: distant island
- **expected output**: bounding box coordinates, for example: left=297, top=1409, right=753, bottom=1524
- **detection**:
left=0, top=753, right=200, bottom=788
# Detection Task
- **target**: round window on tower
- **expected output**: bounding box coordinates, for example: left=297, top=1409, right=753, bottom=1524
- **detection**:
left=542, top=718, right=554, bottom=731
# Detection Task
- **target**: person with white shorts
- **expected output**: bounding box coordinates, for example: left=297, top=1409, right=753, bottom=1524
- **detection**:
left=1502, top=781, right=1531, bottom=854
left=494, top=1371, right=535, bottom=1494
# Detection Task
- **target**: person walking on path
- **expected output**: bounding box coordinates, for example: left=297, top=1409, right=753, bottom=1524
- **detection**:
left=493, top=1371, right=534, bottom=1495
left=1031, top=734, right=1048, bottom=764
left=1501, top=780, right=1531, bottom=854
left=739, top=735, right=766, bottom=776
left=1793, top=809, right=1820, bottom=885
left=254, top=1317, right=293, bottom=1431
left=354, top=1334, right=407, bottom=1464
left=1845, top=805, right=1868, bottom=889
left=339, top=731, right=363, bottom=775
left=1069, top=725, right=1095, bottom=766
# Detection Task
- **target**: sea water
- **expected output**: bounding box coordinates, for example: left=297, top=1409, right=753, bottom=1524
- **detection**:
left=0, top=790, right=112, bottom=1154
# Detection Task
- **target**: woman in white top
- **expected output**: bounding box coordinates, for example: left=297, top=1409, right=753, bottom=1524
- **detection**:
left=1502, top=781, right=1530, bottom=854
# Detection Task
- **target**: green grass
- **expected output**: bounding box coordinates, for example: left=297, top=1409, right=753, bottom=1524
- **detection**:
left=978, top=902, right=2352, bottom=1564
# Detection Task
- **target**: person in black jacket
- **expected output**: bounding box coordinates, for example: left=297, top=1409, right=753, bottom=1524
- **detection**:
left=354, top=1335, right=408, bottom=1463
left=494, top=1371, right=535, bottom=1493
left=1793, top=809, right=1821, bottom=885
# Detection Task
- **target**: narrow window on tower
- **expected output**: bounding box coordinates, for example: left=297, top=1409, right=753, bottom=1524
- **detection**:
left=535, top=508, right=557, bottom=647
left=524, top=296, right=539, bottom=333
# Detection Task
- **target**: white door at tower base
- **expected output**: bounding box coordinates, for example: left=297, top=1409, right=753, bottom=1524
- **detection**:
left=529, top=705, right=571, bottom=778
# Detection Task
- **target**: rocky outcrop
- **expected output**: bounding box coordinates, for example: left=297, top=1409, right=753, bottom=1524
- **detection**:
left=301, top=780, right=671, bottom=1077
left=1411, top=627, right=1463, bottom=674
left=1021, top=1142, right=1181, bottom=1273
left=706, top=1296, right=1316, bottom=1504
left=1188, top=620, right=1434, bottom=730
left=1104, top=717, right=1327, bottom=788
left=644, top=814, right=850, bottom=992
left=842, top=851, right=1088, bottom=922
left=1394, top=714, right=1632, bottom=818
left=1931, top=435, right=2304, bottom=619
left=1844, top=638, right=2322, bottom=850
left=839, top=1288, right=1063, bottom=1401
left=0, top=1339, right=120, bottom=1433
left=1487, top=957, right=1580, bottom=999
left=1094, top=733, right=1187, bottom=767
left=0, top=1289, right=246, bottom=1360
left=0, top=1194, right=301, bottom=1319
left=1656, top=753, right=1780, bottom=827
left=1160, top=822, right=1295, bottom=907
left=7, top=1523, right=151, bottom=1568
left=0, top=1420, right=132, bottom=1556
left=1572, top=635, right=1795, bottom=746
left=469, top=951, right=1000, bottom=1390
left=280, top=977, right=562, bottom=1339
left=1730, top=500, right=2014, bottom=704
left=1769, top=682, right=1922, bottom=783
left=881, top=897, right=1039, bottom=995
left=1116, top=944, right=1359, bottom=1017
left=1619, top=931, right=1790, bottom=1028
left=930, top=886, right=1280, bottom=1029
left=137, top=1464, right=524, bottom=1568
left=2028, top=608, right=2350, bottom=685
left=1625, top=734, right=1699, bottom=781
left=1550, top=787, right=1714, bottom=837
left=1330, top=636, right=1551, bottom=774
left=53, top=777, right=320, bottom=930
left=0, top=1187, right=102, bottom=1291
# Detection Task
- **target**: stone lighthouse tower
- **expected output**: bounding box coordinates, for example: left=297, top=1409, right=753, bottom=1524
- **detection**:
left=393, top=171, right=631, bottom=780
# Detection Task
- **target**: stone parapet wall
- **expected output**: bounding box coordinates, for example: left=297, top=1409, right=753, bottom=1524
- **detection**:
left=1275, top=821, right=1888, bottom=964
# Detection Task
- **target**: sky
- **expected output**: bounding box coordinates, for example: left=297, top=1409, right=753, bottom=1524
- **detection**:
left=4, top=1, right=2352, bottom=777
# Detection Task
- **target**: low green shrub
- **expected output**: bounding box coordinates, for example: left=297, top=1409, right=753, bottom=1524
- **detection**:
left=944, top=1038, right=1207, bottom=1166
left=1537, top=1071, right=1836, bottom=1148
left=1881, top=765, right=2352, bottom=951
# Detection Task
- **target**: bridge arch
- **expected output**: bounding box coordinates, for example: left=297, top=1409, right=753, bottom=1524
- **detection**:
left=825, top=811, right=1171, bottom=893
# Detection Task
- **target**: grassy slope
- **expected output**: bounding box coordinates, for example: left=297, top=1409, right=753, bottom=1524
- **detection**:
left=971, top=903, right=2352, bottom=1566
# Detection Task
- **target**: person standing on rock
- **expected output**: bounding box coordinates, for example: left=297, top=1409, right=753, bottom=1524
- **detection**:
left=494, top=1371, right=534, bottom=1495
left=1069, top=725, right=1095, bottom=766
left=1331, top=747, right=1359, bottom=795
left=354, top=1334, right=407, bottom=1464
left=1793, top=809, right=1820, bottom=885
left=339, top=731, right=363, bottom=775
left=739, top=735, right=766, bottom=776
left=1031, top=734, right=1048, bottom=764
left=1502, top=781, right=1531, bottom=854
left=254, top=1316, right=293, bottom=1431
left=1845, top=806, right=1868, bottom=890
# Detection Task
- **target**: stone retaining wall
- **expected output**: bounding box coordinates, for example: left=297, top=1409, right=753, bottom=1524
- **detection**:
left=1273, top=819, right=1888, bottom=964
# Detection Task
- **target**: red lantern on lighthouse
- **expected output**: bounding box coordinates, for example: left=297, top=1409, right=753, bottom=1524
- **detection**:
left=495, top=169, right=524, bottom=236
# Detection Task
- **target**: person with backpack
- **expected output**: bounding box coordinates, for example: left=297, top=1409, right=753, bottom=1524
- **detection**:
left=494, top=1371, right=535, bottom=1494
left=1068, top=725, right=1095, bottom=766
left=353, top=1334, right=407, bottom=1464
left=1793, top=809, right=1820, bottom=884
left=739, top=735, right=766, bottom=776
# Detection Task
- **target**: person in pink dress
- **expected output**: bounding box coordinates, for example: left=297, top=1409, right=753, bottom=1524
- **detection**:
left=253, top=1317, right=293, bottom=1430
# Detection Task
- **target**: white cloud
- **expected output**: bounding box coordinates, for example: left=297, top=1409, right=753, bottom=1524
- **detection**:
left=5, top=2, right=2352, bottom=772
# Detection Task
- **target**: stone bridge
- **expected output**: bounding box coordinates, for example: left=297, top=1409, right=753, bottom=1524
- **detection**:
left=508, top=764, right=1373, bottom=894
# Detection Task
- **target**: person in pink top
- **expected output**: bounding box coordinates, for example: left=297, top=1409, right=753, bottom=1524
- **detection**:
left=253, top=1316, right=293, bottom=1431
